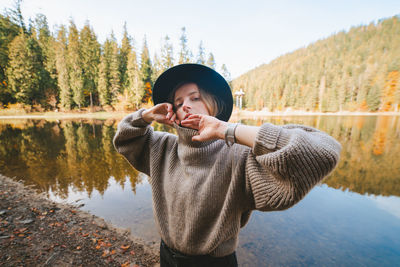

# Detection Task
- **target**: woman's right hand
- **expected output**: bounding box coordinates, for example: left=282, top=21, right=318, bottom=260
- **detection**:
left=142, top=103, right=179, bottom=126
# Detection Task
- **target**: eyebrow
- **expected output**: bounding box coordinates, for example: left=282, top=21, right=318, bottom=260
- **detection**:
left=174, top=91, right=199, bottom=103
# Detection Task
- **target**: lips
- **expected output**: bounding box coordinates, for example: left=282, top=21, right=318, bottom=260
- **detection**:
left=183, top=113, right=192, bottom=120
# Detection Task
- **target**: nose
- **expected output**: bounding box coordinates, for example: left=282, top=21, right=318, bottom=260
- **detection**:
left=182, top=102, right=191, bottom=113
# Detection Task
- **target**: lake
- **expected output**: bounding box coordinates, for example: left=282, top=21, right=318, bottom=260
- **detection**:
left=0, top=115, right=399, bottom=266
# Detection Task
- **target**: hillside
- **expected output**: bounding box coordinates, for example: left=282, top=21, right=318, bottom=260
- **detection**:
left=232, top=16, right=400, bottom=112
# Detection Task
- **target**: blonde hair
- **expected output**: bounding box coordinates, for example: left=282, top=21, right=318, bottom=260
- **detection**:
left=169, top=82, right=223, bottom=117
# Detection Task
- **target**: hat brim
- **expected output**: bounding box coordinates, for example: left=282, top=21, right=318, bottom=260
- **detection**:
left=152, top=64, right=233, bottom=122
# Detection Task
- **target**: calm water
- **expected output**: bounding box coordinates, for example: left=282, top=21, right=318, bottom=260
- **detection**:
left=0, top=116, right=399, bottom=266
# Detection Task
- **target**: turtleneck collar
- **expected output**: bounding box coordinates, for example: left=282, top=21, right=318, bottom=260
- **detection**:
left=173, top=122, right=218, bottom=148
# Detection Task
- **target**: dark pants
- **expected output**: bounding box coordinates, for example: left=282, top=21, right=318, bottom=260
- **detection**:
left=160, top=240, right=238, bottom=267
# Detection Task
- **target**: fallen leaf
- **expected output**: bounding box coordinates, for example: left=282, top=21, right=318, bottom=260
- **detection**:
left=120, top=245, right=130, bottom=250
left=111, top=250, right=116, bottom=255
left=71, top=210, right=77, bottom=214
left=82, top=233, right=89, bottom=237
left=102, top=249, right=109, bottom=257
left=121, top=262, right=129, bottom=267
left=95, top=245, right=101, bottom=250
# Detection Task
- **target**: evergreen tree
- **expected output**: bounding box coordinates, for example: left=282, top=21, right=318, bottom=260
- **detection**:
left=220, top=64, right=231, bottom=84
left=206, top=52, right=216, bottom=70
left=97, top=51, right=110, bottom=106
left=4, top=0, right=26, bottom=32
left=127, top=44, right=142, bottom=109
left=98, top=33, right=120, bottom=107
left=161, top=35, right=174, bottom=70
left=80, top=21, right=100, bottom=107
left=152, top=52, right=162, bottom=83
left=6, top=31, right=40, bottom=104
left=367, top=84, right=381, bottom=111
left=0, top=13, right=20, bottom=105
left=55, top=25, right=73, bottom=109
left=178, top=27, right=191, bottom=64
left=67, top=20, right=84, bottom=109
left=32, top=13, right=57, bottom=109
left=140, top=37, right=153, bottom=104
left=119, top=23, right=131, bottom=95
left=196, top=41, right=206, bottom=65
left=109, top=35, right=121, bottom=102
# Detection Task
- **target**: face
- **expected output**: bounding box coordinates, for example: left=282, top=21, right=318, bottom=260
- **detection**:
left=173, top=83, right=210, bottom=121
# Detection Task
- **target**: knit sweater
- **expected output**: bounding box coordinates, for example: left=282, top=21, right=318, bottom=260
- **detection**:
left=113, top=109, right=342, bottom=257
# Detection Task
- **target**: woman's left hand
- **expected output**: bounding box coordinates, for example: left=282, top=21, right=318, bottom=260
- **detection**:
left=180, top=114, right=227, bottom=142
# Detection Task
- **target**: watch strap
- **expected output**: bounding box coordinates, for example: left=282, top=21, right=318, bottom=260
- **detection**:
left=225, top=123, right=238, bottom=147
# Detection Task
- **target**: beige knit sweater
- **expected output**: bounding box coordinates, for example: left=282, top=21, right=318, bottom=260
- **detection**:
left=113, top=109, right=341, bottom=257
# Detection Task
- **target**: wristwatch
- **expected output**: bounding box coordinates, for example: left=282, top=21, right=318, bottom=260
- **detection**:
left=225, top=123, right=238, bottom=147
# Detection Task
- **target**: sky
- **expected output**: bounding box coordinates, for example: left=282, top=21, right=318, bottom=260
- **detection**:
left=1, top=0, right=399, bottom=78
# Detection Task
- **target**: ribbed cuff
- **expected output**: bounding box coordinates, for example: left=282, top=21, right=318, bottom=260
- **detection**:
left=129, top=108, right=152, bottom=127
left=252, top=123, right=291, bottom=155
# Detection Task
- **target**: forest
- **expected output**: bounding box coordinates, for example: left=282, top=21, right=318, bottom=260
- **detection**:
left=1, top=1, right=399, bottom=113
left=0, top=1, right=230, bottom=112
left=232, top=15, right=400, bottom=112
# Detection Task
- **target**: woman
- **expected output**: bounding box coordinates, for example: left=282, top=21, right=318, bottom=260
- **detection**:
left=113, top=64, right=341, bottom=267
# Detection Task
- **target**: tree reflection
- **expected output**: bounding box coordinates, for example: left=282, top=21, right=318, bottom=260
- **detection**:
left=240, top=115, right=400, bottom=197
left=0, top=116, right=399, bottom=198
left=0, top=119, right=141, bottom=199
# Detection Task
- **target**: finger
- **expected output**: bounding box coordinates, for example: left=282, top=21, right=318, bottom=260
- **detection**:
left=187, top=114, right=202, bottom=120
left=170, top=113, right=176, bottom=122
left=181, top=118, right=200, bottom=125
left=166, top=103, right=173, bottom=113
left=181, top=120, right=200, bottom=130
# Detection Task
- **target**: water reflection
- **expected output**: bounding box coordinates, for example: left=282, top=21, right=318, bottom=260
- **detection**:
left=0, top=115, right=399, bottom=197
left=0, top=119, right=141, bottom=198
left=241, top=116, right=400, bottom=197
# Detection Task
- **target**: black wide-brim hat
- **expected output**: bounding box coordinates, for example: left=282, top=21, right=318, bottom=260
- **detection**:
left=152, top=64, right=233, bottom=122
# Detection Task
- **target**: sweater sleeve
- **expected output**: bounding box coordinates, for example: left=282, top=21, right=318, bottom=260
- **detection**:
left=113, top=109, right=164, bottom=176
left=244, top=123, right=342, bottom=211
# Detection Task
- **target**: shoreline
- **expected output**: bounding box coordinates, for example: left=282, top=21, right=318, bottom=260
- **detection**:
left=0, top=109, right=399, bottom=120
left=0, top=174, right=159, bottom=266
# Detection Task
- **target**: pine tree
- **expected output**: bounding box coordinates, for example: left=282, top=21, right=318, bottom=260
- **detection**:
left=32, top=13, right=57, bottom=109
left=0, top=13, right=20, bottom=105
left=196, top=41, right=206, bottom=65
left=55, top=25, right=73, bottom=109
left=6, top=31, right=40, bottom=104
left=80, top=21, right=100, bottom=107
left=178, top=27, right=191, bottom=64
left=367, top=84, right=381, bottom=111
left=220, top=64, right=231, bottom=84
left=67, top=20, right=84, bottom=109
left=140, top=37, right=153, bottom=104
left=109, top=35, right=121, bottom=103
left=4, top=0, right=26, bottom=32
left=119, top=23, right=131, bottom=95
left=206, top=52, right=216, bottom=70
left=127, top=44, right=142, bottom=109
left=152, top=52, right=162, bottom=83
left=98, top=51, right=110, bottom=106
left=161, top=35, right=174, bottom=70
